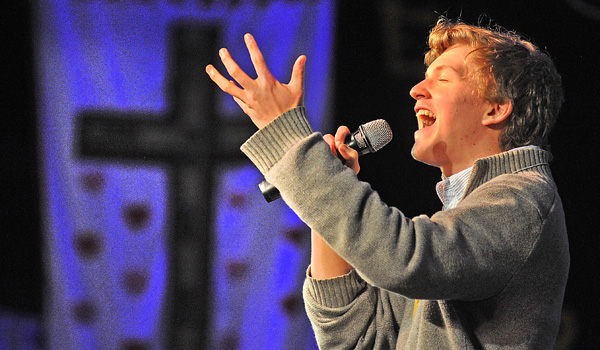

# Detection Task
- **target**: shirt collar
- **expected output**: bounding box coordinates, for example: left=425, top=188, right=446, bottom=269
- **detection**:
left=436, top=166, right=473, bottom=210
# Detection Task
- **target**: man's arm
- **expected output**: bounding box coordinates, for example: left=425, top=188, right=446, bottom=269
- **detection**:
left=310, top=231, right=353, bottom=279
left=310, top=129, right=359, bottom=279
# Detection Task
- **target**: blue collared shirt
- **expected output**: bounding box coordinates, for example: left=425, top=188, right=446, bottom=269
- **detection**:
left=436, top=166, right=473, bottom=211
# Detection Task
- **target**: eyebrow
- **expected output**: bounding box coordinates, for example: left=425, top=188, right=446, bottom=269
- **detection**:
left=425, top=64, right=464, bottom=79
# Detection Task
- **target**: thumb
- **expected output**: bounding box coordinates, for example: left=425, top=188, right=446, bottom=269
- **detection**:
left=338, top=144, right=360, bottom=174
left=289, top=55, right=306, bottom=92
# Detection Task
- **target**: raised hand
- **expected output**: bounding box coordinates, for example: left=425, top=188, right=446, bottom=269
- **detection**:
left=205, top=33, right=306, bottom=129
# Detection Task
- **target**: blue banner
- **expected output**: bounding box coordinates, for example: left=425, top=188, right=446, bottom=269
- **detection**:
left=34, top=1, right=334, bottom=348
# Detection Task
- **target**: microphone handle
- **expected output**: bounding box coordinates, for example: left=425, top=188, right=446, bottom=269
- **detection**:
left=259, top=180, right=281, bottom=203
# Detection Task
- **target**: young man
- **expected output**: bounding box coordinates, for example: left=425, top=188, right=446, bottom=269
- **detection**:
left=206, top=18, right=569, bottom=349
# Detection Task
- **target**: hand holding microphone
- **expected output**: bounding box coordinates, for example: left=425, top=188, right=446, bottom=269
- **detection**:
left=259, top=119, right=393, bottom=202
left=326, top=126, right=360, bottom=175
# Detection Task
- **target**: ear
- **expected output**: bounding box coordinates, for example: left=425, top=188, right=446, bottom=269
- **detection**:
left=482, top=99, right=512, bottom=126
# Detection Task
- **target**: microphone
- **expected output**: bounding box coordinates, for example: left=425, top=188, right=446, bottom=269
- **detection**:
left=259, top=119, right=393, bottom=202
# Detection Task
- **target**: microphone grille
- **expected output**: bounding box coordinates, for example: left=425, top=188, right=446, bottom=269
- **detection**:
left=362, top=119, right=393, bottom=152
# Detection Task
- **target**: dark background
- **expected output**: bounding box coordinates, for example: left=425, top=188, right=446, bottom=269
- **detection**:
left=1, top=1, right=43, bottom=315
left=2, top=0, right=598, bottom=348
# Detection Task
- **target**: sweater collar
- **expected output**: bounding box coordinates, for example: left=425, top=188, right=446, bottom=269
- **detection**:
left=462, top=147, right=553, bottom=199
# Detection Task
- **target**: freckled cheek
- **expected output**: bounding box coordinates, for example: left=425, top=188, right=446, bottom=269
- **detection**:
left=446, top=109, right=479, bottom=142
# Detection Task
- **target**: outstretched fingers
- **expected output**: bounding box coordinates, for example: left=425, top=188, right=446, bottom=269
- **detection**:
left=218, top=47, right=255, bottom=90
left=206, top=33, right=307, bottom=129
left=205, top=64, right=245, bottom=100
left=244, top=33, right=273, bottom=80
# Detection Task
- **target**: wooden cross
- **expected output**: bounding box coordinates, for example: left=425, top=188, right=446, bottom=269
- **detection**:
left=77, top=24, right=255, bottom=349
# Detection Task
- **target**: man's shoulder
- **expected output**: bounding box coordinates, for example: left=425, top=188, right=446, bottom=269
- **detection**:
left=492, top=169, right=556, bottom=193
left=475, top=170, right=559, bottom=216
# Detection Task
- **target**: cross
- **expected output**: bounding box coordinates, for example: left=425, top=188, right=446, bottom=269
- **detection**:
left=77, top=24, right=255, bottom=349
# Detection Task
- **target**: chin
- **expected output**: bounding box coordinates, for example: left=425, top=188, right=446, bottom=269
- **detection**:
left=411, top=143, right=442, bottom=168
left=411, top=144, right=431, bottom=165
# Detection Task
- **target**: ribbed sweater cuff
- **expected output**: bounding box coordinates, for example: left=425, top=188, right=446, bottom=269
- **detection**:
left=304, top=268, right=366, bottom=308
left=240, top=107, right=313, bottom=175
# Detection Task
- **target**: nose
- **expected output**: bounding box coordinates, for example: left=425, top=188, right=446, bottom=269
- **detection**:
left=410, top=80, right=429, bottom=100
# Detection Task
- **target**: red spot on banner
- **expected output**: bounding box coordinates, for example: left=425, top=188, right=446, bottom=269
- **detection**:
left=123, top=203, right=151, bottom=230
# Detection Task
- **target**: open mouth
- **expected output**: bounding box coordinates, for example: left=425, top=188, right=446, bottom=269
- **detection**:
left=417, top=109, right=436, bottom=128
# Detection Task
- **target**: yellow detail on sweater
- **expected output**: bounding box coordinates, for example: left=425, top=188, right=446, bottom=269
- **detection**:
left=413, top=299, right=419, bottom=318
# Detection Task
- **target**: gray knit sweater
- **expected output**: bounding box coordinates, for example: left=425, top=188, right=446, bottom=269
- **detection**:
left=241, top=107, right=570, bottom=349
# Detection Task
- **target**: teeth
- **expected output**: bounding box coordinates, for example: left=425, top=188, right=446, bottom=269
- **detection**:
left=416, top=109, right=436, bottom=118
left=416, top=109, right=436, bottom=126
